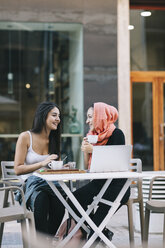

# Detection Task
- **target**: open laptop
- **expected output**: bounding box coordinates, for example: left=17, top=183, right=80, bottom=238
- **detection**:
left=89, top=145, right=132, bottom=172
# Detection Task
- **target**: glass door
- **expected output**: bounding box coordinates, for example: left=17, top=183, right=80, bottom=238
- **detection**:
left=131, top=71, right=165, bottom=171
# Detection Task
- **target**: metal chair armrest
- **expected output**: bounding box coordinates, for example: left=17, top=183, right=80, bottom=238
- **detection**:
left=0, top=184, right=27, bottom=212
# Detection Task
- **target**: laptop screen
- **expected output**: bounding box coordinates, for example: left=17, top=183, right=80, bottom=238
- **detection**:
left=89, top=145, right=132, bottom=173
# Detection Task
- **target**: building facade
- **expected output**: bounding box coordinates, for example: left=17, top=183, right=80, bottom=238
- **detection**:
left=0, top=0, right=119, bottom=167
left=1, top=0, right=165, bottom=171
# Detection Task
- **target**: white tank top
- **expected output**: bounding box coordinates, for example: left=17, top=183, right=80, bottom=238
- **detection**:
left=21, top=131, right=49, bottom=181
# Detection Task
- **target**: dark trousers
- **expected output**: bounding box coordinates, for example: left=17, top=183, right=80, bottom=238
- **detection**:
left=69, top=179, right=130, bottom=227
left=33, top=191, right=65, bottom=235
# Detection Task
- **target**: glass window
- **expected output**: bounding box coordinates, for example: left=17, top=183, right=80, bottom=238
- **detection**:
left=132, top=82, right=153, bottom=170
left=0, top=22, right=83, bottom=163
left=130, top=10, right=165, bottom=71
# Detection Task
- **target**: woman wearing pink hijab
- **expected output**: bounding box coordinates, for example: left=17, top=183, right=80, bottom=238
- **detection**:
left=83, top=102, right=119, bottom=169
left=69, top=102, right=130, bottom=243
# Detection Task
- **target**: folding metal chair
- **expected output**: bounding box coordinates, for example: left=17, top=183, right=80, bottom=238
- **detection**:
left=1, top=161, right=25, bottom=201
left=0, top=182, right=36, bottom=248
left=0, top=161, right=25, bottom=246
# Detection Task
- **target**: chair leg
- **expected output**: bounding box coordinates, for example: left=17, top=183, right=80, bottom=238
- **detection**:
left=20, top=219, right=28, bottom=248
left=2, top=189, right=9, bottom=207
left=143, top=208, right=150, bottom=248
left=0, top=189, right=10, bottom=246
left=163, top=213, right=165, bottom=248
left=139, top=200, right=144, bottom=242
left=10, top=189, right=15, bottom=205
left=27, top=213, right=37, bottom=245
left=0, top=223, right=4, bottom=247
left=127, top=201, right=135, bottom=248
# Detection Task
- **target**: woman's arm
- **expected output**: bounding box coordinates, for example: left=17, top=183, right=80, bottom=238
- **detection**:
left=83, top=153, right=90, bottom=169
left=81, top=137, right=93, bottom=169
left=14, top=132, right=58, bottom=175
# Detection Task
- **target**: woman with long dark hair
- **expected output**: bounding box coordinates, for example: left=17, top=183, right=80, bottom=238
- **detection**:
left=14, top=102, right=65, bottom=237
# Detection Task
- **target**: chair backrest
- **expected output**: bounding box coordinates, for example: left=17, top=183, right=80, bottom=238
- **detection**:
left=129, top=158, right=142, bottom=173
left=1, top=161, right=16, bottom=180
left=148, top=176, right=165, bottom=200
left=128, top=158, right=142, bottom=201
left=1, top=161, right=23, bottom=187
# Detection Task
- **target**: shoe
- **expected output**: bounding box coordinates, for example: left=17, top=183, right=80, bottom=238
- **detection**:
left=88, top=227, right=114, bottom=245
left=102, top=228, right=114, bottom=241
left=80, top=227, right=87, bottom=240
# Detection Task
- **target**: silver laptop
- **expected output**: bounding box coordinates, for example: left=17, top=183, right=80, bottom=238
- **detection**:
left=89, top=145, right=132, bottom=172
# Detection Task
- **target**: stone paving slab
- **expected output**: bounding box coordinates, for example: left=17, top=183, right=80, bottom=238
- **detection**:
left=0, top=189, right=163, bottom=248
left=1, top=206, right=164, bottom=248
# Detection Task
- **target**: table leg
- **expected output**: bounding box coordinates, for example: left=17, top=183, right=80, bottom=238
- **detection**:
left=59, top=179, right=118, bottom=248
left=47, top=180, right=113, bottom=247
left=84, top=179, right=132, bottom=247
left=47, top=178, right=131, bottom=248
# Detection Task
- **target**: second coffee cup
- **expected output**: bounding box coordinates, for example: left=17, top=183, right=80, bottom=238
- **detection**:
left=87, top=135, right=98, bottom=144
left=48, top=161, right=63, bottom=170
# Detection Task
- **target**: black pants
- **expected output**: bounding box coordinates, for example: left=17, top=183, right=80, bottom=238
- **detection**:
left=69, top=179, right=130, bottom=227
left=33, top=191, right=65, bottom=235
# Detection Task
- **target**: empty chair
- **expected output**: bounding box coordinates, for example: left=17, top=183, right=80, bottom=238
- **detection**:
left=143, top=176, right=165, bottom=248
left=0, top=183, right=36, bottom=248
left=0, top=161, right=24, bottom=246
left=1, top=161, right=24, bottom=204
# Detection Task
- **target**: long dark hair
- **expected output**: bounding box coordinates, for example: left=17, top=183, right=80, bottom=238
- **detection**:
left=31, top=102, right=61, bottom=156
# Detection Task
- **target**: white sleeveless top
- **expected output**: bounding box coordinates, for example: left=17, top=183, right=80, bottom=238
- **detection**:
left=21, top=131, right=49, bottom=181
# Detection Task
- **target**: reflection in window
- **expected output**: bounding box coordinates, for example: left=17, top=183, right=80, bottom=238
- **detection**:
left=130, top=10, right=165, bottom=71
left=0, top=22, right=83, bottom=134
left=0, top=22, right=83, bottom=163
left=133, top=83, right=153, bottom=170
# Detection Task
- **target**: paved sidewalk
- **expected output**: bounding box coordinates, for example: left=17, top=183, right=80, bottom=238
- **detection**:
left=1, top=205, right=164, bottom=248
left=107, top=206, right=163, bottom=248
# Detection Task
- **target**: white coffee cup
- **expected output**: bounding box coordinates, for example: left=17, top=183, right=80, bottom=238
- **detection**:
left=87, top=135, right=98, bottom=144
left=67, top=162, right=76, bottom=169
left=48, top=161, right=63, bottom=170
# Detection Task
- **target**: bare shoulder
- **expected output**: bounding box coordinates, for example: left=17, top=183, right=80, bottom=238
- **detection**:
left=17, top=131, right=30, bottom=147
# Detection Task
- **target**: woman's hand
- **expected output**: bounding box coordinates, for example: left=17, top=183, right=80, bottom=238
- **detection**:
left=14, top=132, right=59, bottom=175
left=41, top=154, right=58, bottom=167
left=81, top=137, right=93, bottom=154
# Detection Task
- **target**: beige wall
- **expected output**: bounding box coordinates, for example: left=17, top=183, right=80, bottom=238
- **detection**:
left=117, top=0, right=131, bottom=145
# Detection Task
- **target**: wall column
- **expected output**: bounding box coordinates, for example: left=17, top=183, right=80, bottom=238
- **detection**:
left=117, top=0, right=131, bottom=144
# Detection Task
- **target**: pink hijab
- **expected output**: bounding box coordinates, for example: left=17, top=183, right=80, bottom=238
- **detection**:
left=87, top=102, right=118, bottom=168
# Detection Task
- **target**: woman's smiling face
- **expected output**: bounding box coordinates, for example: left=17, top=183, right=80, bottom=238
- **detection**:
left=46, top=107, right=60, bottom=131
left=86, top=107, right=94, bottom=132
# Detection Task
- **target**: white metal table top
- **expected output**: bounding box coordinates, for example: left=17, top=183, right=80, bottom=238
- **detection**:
left=33, top=171, right=143, bottom=181
left=140, top=171, right=165, bottom=179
